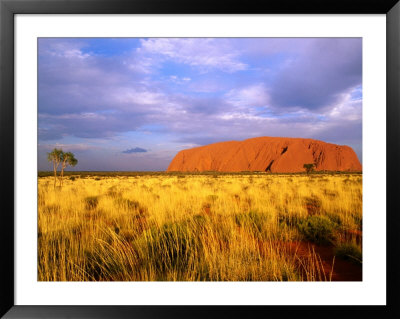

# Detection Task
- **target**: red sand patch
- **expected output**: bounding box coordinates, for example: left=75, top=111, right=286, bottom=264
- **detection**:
left=285, top=241, right=362, bottom=281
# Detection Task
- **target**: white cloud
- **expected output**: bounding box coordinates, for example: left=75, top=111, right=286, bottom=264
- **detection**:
left=138, top=38, right=248, bottom=73
left=62, top=49, right=90, bottom=59
left=168, top=75, right=192, bottom=85
left=225, top=84, right=270, bottom=108
left=327, top=89, right=362, bottom=122
left=112, top=88, right=166, bottom=106
left=219, top=112, right=266, bottom=121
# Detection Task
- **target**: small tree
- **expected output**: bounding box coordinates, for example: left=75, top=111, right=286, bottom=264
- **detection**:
left=60, top=151, right=78, bottom=187
left=47, top=148, right=63, bottom=188
left=303, top=163, right=315, bottom=174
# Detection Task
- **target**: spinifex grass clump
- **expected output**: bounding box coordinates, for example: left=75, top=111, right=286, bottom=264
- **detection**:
left=234, top=211, right=268, bottom=237
left=133, top=221, right=199, bottom=279
left=298, top=215, right=337, bottom=245
left=37, top=173, right=362, bottom=281
left=82, top=228, right=138, bottom=281
left=334, top=242, right=362, bottom=265
left=84, top=196, right=98, bottom=210
left=303, top=196, right=322, bottom=215
left=114, top=198, right=140, bottom=210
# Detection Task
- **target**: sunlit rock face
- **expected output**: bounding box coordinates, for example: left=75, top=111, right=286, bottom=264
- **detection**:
left=167, top=137, right=362, bottom=173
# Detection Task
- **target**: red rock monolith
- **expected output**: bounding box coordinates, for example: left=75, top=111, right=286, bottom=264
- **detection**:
left=167, top=137, right=362, bottom=173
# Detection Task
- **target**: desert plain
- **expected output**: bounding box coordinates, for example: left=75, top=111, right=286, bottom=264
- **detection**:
left=38, top=170, right=362, bottom=281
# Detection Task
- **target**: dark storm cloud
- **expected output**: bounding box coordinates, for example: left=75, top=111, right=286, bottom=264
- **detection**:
left=122, top=147, right=148, bottom=154
left=38, top=111, right=146, bottom=139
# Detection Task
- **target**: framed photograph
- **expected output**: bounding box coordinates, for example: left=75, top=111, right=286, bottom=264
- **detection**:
left=1, top=0, right=399, bottom=318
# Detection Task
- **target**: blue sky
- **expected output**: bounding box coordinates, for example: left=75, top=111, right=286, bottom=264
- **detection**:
left=38, top=38, right=362, bottom=171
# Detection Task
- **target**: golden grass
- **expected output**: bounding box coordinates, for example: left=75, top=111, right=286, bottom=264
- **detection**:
left=38, top=173, right=362, bottom=281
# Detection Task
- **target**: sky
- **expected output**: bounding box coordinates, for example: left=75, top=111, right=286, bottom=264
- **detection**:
left=38, top=38, right=362, bottom=171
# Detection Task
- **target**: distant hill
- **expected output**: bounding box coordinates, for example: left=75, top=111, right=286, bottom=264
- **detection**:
left=167, top=137, right=362, bottom=173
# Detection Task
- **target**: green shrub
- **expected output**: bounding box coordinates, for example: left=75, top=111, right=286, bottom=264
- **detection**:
left=303, top=163, right=315, bottom=173
left=326, top=212, right=343, bottom=225
left=298, top=215, right=336, bottom=245
left=235, top=211, right=267, bottom=235
left=278, top=213, right=302, bottom=227
left=334, top=242, right=362, bottom=265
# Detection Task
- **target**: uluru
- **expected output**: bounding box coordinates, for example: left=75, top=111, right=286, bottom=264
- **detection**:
left=167, top=137, right=362, bottom=173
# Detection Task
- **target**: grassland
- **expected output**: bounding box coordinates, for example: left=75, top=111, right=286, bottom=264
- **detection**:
left=38, top=173, right=362, bottom=281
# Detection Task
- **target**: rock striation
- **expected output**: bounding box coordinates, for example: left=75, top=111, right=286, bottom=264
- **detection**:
left=167, top=137, right=362, bottom=173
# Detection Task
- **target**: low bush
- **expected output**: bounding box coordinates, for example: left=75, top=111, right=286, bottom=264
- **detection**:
left=334, top=242, right=362, bottom=265
left=298, top=215, right=337, bottom=245
left=235, top=211, right=267, bottom=235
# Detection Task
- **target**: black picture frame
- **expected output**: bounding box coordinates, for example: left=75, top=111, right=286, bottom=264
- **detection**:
left=1, top=0, right=399, bottom=318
